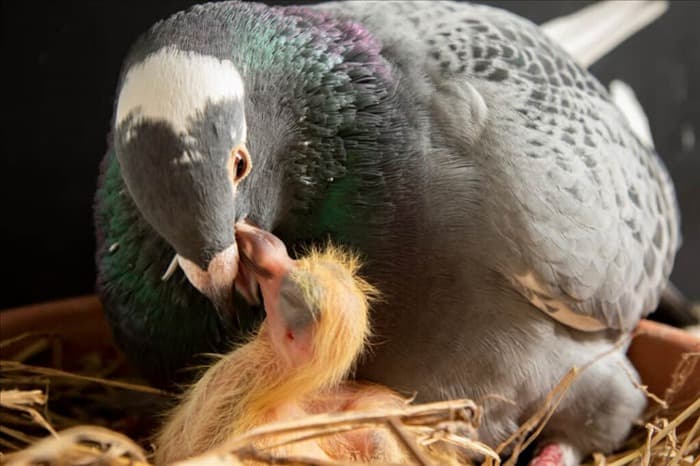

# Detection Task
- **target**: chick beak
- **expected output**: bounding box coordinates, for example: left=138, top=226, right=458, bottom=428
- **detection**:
left=233, top=252, right=262, bottom=306
left=176, top=243, right=245, bottom=312
left=234, top=222, right=295, bottom=289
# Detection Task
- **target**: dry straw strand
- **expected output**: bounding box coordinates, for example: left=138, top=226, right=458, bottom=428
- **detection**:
left=0, top=389, right=57, bottom=438
left=1, top=360, right=170, bottom=396
left=2, top=425, right=149, bottom=466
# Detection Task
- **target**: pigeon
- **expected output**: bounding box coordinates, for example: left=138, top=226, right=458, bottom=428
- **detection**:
left=94, top=1, right=681, bottom=464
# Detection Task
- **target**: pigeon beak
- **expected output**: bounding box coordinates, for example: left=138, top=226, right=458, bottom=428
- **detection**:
left=176, top=243, right=242, bottom=312
left=176, top=223, right=291, bottom=311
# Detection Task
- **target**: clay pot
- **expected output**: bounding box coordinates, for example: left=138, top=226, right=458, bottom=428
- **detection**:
left=0, top=295, right=121, bottom=372
left=2, top=295, right=699, bottom=400
left=628, top=319, right=700, bottom=405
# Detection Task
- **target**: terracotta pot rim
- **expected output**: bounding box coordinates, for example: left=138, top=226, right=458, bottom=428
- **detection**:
left=2, top=295, right=699, bottom=402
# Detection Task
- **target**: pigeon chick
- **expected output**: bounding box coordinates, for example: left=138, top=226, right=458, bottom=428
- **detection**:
left=155, top=223, right=410, bottom=465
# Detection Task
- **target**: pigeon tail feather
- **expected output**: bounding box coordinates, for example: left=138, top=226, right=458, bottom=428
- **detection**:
left=609, top=79, right=655, bottom=149
left=541, top=0, right=669, bottom=68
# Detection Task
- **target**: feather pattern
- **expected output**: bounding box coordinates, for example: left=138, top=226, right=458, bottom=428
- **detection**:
left=318, top=0, right=680, bottom=331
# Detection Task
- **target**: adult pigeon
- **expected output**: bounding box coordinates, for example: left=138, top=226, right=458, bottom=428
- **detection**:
left=94, top=1, right=680, bottom=464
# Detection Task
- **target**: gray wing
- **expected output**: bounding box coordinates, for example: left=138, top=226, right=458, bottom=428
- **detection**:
left=317, top=1, right=681, bottom=332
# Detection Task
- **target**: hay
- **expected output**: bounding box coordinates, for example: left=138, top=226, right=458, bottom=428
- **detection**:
left=0, top=331, right=170, bottom=460
left=587, top=352, right=700, bottom=466
left=0, top=332, right=698, bottom=466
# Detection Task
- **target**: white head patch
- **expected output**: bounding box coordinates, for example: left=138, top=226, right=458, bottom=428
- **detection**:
left=116, top=46, right=246, bottom=137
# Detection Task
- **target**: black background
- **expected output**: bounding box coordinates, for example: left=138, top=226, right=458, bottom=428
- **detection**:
left=1, top=1, right=698, bottom=310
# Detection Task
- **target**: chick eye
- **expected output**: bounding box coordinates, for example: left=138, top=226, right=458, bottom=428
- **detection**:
left=231, top=146, right=251, bottom=183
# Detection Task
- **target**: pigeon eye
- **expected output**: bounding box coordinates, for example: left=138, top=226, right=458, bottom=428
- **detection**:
left=231, top=146, right=251, bottom=183
left=234, top=153, right=246, bottom=179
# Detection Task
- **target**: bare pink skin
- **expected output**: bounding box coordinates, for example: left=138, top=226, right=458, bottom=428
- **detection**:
left=235, top=222, right=312, bottom=367
left=530, top=443, right=580, bottom=466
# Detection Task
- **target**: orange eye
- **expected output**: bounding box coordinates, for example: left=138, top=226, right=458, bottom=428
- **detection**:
left=231, top=146, right=251, bottom=183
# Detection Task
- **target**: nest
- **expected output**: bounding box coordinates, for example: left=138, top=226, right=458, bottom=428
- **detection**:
left=0, top=329, right=698, bottom=466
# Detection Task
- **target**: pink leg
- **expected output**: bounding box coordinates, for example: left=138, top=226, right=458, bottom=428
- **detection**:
left=529, top=443, right=581, bottom=466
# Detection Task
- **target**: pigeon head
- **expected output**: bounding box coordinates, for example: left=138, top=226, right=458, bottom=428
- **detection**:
left=110, top=2, right=406, bottom=315
left=114, top=46, right=254, bottom=311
